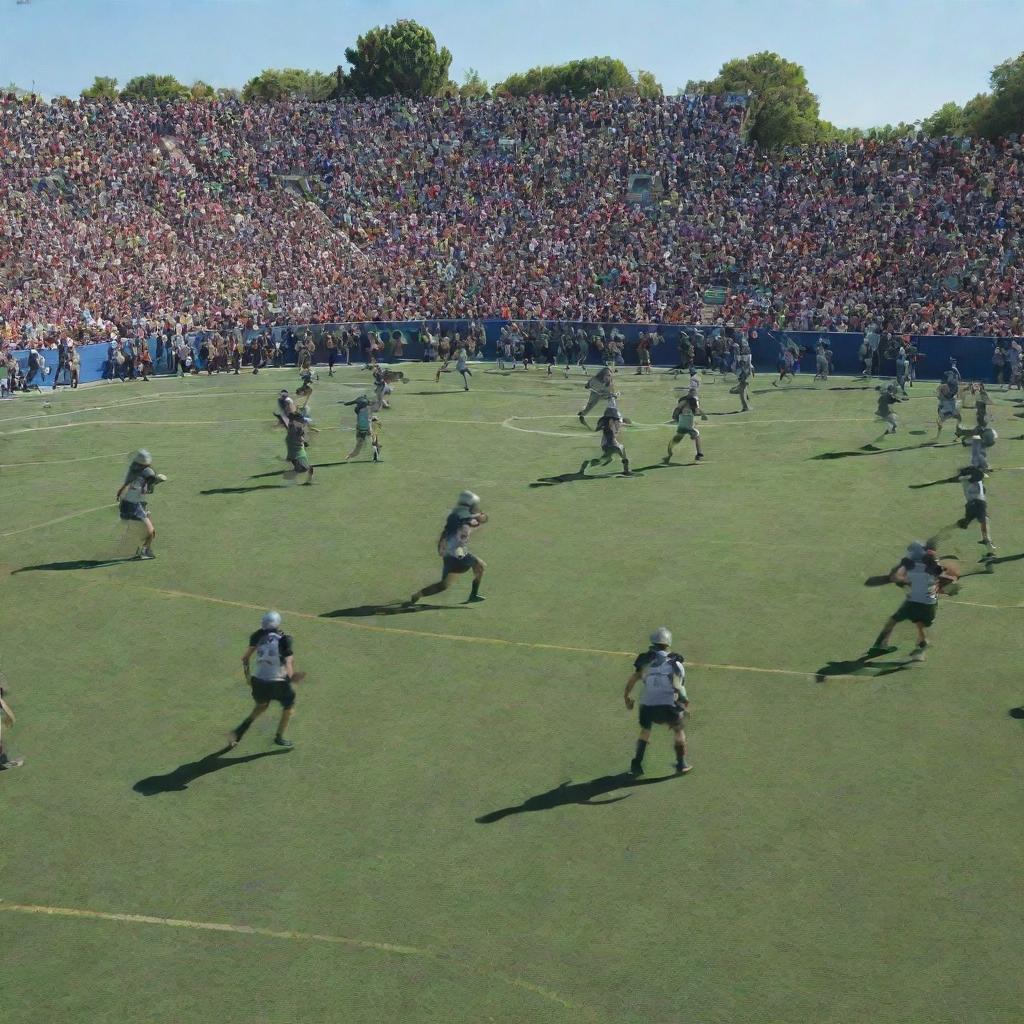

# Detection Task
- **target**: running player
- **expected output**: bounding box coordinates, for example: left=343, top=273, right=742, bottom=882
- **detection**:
left=664, top=393, right=706, bottom=463
left=578, top=366, right=617, bottom=426
left=455, top=346, right=472, bottom=391
left=935, top=381, right=961, bottom=438
left=730, top=361, right=752, bottom=411
left=229, top=611, right=300, bottom=749
left=895, top=347, right=910, bottom=394
left=284, top=410, right=314, bottom=484
left=867, top=541, right=944, bottom=660
left=116, top=449, right=167, bottom=560
left=874, top=382, right=906, bottom=436
left=623, top=627, right=692, bottom=776
left=343, top=394, right=378, bottom=461
left=772, top=347, right=796, bottom=386
left=275, top=389, right=297, bottom=428
left=580, top=405, right=632, bottom=477
left=814, top=344, right=829, bottom=382
left=371, top=365, right=392, bottom=411
left=958, top=467, right=995, bottom=551
left=408, top=491, right=488, bottom=604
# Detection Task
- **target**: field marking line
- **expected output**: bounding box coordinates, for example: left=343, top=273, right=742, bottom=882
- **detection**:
left=0, top=503, right=115, bottom=539
left=135, top=584, right=852, bottom=680
left=0, top=418, right=272, bottom=435
left=0, top=901, right=591, bottom=1017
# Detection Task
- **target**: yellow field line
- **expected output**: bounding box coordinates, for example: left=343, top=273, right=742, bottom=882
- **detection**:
left=0, top=503, right=115, bottom=539
left=136, top=584, right=844, bottom=679
left=0, top=901, right=590, bottom=1017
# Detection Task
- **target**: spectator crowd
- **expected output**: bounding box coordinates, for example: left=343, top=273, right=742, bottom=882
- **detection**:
left=3, top=91, right=1024, bottom=354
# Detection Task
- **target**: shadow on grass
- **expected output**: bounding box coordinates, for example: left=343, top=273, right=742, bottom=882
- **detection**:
left=13, top=556, right=138, bottom=574
left=1009, top=707, right=1024, bottom=719
left=909, top=475, right=961, bottom=489
left=811, top=440, right=944, bottom=461
left=249, top=461, right=349, bottom=479
left=200, top=484, right=285, bottom=495
left=815, top=654, right=917, bottom=681
left=957, top=551, right=1024, bottom=579
left=321, top=601, right=458, bottom=618
left=406, top=390, right=470, bottom=396
left=476, top=772, right=682, bottom=823
left=133, top=746, right=290, bottom=795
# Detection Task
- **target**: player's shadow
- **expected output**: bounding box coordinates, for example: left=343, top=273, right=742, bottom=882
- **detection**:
left=958, top=551, right=1024, bottom=578
left=811, top=441, right=938, bottom=461
left=200, top=484, right=284, bottom=495
left=475, top=772, right=681, bottom=823
left=909, top=475, right=961, bottom=489
left=706, top=410, right=742, bottom=416
left=1009, top=707, right=1024, bottom=719
left=133, top=746, right=291, bottom=795
left=407, top=390, right=468, bottom=396
left=815, top=654, right=916, bottom=681
left=529, top=472, right=603, bottom=488
left=249, top=462, right=348, bottom=479
left=321, top=602, right=459, bottom=618
left=12, top=556, right=138, bottom=573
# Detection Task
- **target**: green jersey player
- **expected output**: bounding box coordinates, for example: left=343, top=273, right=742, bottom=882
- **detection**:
left=664, top=394, right=706, bottom=463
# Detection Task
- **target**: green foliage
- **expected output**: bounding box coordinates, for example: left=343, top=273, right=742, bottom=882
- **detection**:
left=863, top=121, right=918, bottom=142
left=240, top=68, right=334, bottom=102
left=344, top=19, right=453, bottom=98
left=81, top=75, right=119, bottom=100
left=120, top=74, right=190, bottom=102
left=817, top=119, right=862, bottom=144
left=701, top=51, right=819, bottom=148
left=459, top=67, right=489, bottom=100
left=216, top=87, right=241, bottom=102
left=495, top=57, right=634, bottom=98
left=962, top=92, right=994, bottom=137
left=921, top=101, right=965, bottom=138
left=636, top=69, right=663, bottom=99
left=189, top=80, right=217, bottom=102
left=976, top=52, right=1024, bottom=138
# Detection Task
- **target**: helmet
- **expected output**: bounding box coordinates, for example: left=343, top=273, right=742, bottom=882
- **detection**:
left=983, top=427, right=998, bottom=447
left=456, top=490, right=481, bottom=513
left=906, top=541, right=926, bottom=561
left=261, top=611, right=282, bottom=630
left=604, top=406, right=622, bottom=420
left=279, top=389, right=289, bottom=396
left=650, top=627, right=673, bottom=647
left=134, top=449, right=152, bottom=466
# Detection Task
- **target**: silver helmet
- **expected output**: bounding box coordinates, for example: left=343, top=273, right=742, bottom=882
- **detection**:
left=650, top=627, right=673, bottom=647
left=133, top=449, right=152, bottom=466
left=261, top=611, right=282, bottom=630
left=456, top=490, right=481, bottom=513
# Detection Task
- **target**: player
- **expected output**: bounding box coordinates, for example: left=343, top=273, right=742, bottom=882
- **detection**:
left=0, top=684, right=24, bottom=770
left=664, top=393, right=705, bottom=463
left=874, top=382, right=906, bottom=436
left=229, top=611, right=301, bottom=749
left=116, top=449, right=167, bottom=560
left=408, top=491, right=488, bottom=604
left=275, top=389, right=297, bottom=428
left=772, top=347, right=796, bottom=386
left=730, top=361, right=752, bottom=411
left=867, top=541, right=947, bottom=659
left=895, top=347, right=910, bottom=394
left=623, top=627, right=692, bottom=776
left=814, top=344, right=829, bottom=382
left=580, top=405, right=631, bottom=477
left=455, top=346, right=472, bottom=391
left=283, top=409, right=314, bottom=485
left=342, top=394, right=379, bottom=461
left=578, top=366, right=617, bottom=426
left=958, top=466, right=995, bottom=551
left=371, top=365, right=392, bottom=411
left=935, top=381, right=961, bottom=438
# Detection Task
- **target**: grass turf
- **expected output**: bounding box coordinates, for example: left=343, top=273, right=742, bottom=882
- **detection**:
left=1, top=365, right=1022, bottom=1024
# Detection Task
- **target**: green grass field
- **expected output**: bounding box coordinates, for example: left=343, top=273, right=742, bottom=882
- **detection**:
left=2, top=365, right=1022, bottom=1024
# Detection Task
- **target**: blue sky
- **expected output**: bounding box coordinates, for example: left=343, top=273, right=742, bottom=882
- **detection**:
left=1, top=0, right=1020, bottom=127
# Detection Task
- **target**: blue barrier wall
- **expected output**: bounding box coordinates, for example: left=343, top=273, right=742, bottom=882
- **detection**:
left=7, top=324, right=1008, bottom=387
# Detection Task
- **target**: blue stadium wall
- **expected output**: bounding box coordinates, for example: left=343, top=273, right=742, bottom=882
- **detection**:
left=9, top=324, right=1004, bottom=386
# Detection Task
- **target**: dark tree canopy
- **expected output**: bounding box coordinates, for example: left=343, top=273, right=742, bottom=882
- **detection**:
left=241, top=68, right=334, bottom=102
left=120, top=74, right=190, bottom=102
left=81, top=76, right=119, bottom=100
left=495, top=57, right=635, bottom=98
left=345, top=19, right=452, bottom=98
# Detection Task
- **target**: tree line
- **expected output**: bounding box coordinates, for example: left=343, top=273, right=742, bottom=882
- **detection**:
left=58, top=18, right=1024, bottom=147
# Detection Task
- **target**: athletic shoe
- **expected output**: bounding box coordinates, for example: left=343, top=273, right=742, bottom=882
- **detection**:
left=578, top=461, right=589, bottom=476
left=577, top=413, right=587, bottom=426
left=466, top=594, right=486, bottom=603
left=138, top=549, right=155, bottom=560
left=695, top=453, right=705, bottom=461
left=866, top=644, right=898, bottom=657
left=407, top=593, right=421, bottom=605
left=662, top=455, right=672, bottom=465
left=675, top=763, right=693, bottom=775
left=629, top=760, right=644, bottom=777
left=0, top=757, right=25, bottom=769
left=273, top=736, right=294, bottom=748
left=226, top=732, right=240, bottom=749
left=910, top=643, right=928, bottom=661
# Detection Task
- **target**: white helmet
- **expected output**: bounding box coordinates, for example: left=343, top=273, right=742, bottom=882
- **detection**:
left=456, top=490, right=481, bottom=513
left=650, top=627, right=673, bottom=647
left=982, top=427, right=998, bottom=447
left=134, top=449, right=152, bottom=466
left=261, top=610, right=282, bottom=630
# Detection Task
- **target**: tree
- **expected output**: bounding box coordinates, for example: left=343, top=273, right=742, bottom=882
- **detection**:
left=864, top=121, right=918, bottom=142
left=700, top=51, right=819, bottom=148
left=459, top=67, right=489, bottom=99
left=120, top=74, right=189, bottom=101
left=216, top=87, right=241, bottom=102
left=636, top=69, right=662, bottom=99
left=81, top=76, right=119, bottom=100
left=961, top=92, right=994, bottom=137
left=495, top=57, right=634, bottom=97
left=922, top=101, right=965, bottom=138
left=344, top=19, right=452, bottom=98
left=241, top=68, right=333, bottom=102
left=976, top=52, right=1024, bottom=138
left=189, top=80, right=216, bottom=101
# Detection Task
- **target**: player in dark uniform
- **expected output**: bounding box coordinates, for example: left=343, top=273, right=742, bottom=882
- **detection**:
left=623, top=627, right=692, bottom=776
left=664, top=393, right=706, bottom=463
left=228, top=611, right=301, bottom=749
left=284, top=410, right=314, bottom=484
left=958, top=466, right=995, bottom=551
left=873, top=382, right=907, bottom=438
left=115, top=449, right=167, bottom=560
left=408, top=491, right=488, bottom=604
left=578, top=366, right=617, bottom=426
left=580, top=405, right=631, bottom=476
left=730, top=360, right=752, bottom=411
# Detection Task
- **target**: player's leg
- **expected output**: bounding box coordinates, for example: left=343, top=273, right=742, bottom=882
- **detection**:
left=692, top=429, right=705, bottom=460
left=619, top=447, right=632, bottom=475
left=663, top=433, right=679, bottom=464
left=229, top=700, right=270, bottom=747
left=630, top=724, right=652, bottom=776
left=869, top=613, right=899, bottom=655
left=274, top=692, right=296, bottom=747
left=467, top=557, right=486, bottom=602
left=137, top=514, right=156, bottom=559
left=671, top=720, right=691, bottom=774
left=346, top=435, right=366, bottom=461
left=409, top=571, right=454, bottom=604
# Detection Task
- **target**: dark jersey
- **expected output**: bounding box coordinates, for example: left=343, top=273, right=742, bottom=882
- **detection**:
left=248, top=628, right=294, bottom=682
left=877, top=393, right=900, bottom=416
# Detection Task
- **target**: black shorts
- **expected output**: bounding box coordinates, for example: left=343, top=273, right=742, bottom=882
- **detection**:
left=963, top=499, right=988, bottom=524
left=892, top=601, right=937, bottom=627
left=250, top=678, right=296, bottom=708
left=442, top=553, right=479, bottom=577
left=119, top=500, right=148, bottom=522
left=639, top=704, right=684, bottom=729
